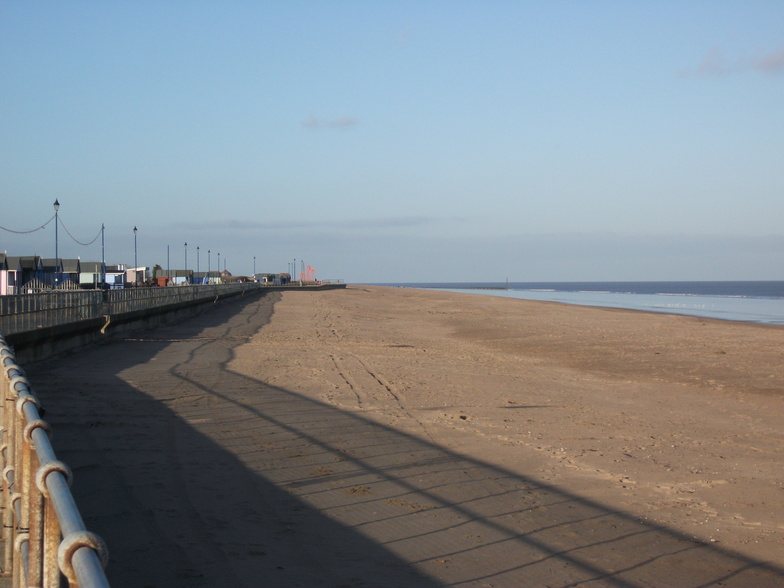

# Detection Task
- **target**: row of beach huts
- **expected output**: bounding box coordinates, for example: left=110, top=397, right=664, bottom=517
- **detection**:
left=0, top=253, right=292, bottom=295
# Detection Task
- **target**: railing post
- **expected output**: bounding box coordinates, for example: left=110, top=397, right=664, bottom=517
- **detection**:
left=18, top=431, right=33, bottom=586
left=42, top=498, right=59, bottom=588
left=2, top=360, right=17, bottom=577
left=0, top=348, right=12, bottom=578
left=27, top=450, right=44, bottom=587
left=11, top=394, right=22, bottom=587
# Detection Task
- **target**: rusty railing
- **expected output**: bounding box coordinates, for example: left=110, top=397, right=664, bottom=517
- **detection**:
left=0, top=333, right=109, bottom=587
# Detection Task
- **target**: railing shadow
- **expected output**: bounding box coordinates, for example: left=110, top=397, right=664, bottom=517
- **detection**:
left=27, top=293, right=784, bottom=587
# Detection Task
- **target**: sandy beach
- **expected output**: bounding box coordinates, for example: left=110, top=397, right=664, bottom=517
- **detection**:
left=28, top=285, right=784, bottom=586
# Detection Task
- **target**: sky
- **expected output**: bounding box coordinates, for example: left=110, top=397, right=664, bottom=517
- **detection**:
left=1, top=1, right=783, bottom=283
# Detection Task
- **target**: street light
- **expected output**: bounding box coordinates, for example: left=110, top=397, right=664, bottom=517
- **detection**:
left=197, top=246, right=200, bottom=281
left=53, top=199, right=60, bottom=284
left=253, top=256, right=256, bottom=276
left=207, top=250, right=211, bottom=274
left=133, top=226, right=138, bottom=285
left=101, top=224, right=106, bottom=286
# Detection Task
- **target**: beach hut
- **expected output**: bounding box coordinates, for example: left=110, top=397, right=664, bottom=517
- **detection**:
left=16, top=256, right=43, bottom=290
left=171, top=269, right=193, bottom=285
left=60, top=258, right=81, bottom=288
left=254, top=273, right=278, bottom=284
left=106, top=265, right=127, bottom=288
left=0, top=253, right=17, bottom=295
left=2, top=256, right=25, bottom=294
left=41, top=258, right=63, bottom=287
left=80, top=261, right=106, bottom=288
left=24, top=257, right=74, bottom=290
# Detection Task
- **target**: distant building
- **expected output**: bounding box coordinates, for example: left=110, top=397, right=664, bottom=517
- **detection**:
left=125, top=266, right=146, bottom=285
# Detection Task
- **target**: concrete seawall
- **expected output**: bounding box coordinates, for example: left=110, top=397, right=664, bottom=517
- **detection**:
left=5, top=283, right=345, bottom=365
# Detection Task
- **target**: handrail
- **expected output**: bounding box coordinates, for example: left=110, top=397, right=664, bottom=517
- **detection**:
left=0, top=291, right=103, bottom=336
left=0, top=333, right=109, bottom=587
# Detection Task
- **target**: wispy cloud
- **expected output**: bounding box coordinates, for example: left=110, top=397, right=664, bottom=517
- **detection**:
left=333, top=216, right=435, bottom=229
left=680, top=46, right=784, bottom=78
left=751, top=49, right=784, bottom=73
left=303, top=116, right=358, bottom=129
left=694, top=47, right=734, bottom=77
left=177, top=215, right=438, bottom=231
left=395, top=24, right=412, bottom=48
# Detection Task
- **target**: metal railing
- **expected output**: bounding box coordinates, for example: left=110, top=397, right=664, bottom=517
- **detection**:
left=0, top=283, right=263, bottom=337
left=0, top=292, right=104, bottom=336
left=102, top=283, right=259, bottom=315
left=0, top=333, right=110, bottom=587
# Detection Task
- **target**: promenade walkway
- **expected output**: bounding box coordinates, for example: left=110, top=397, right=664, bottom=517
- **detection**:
left=23, top=291, right=784, bottom=587
left=27, top=292, right=436, bottom=587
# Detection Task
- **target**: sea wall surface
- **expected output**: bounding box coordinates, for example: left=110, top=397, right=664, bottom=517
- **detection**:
left=4, top=283, right=345, bottom=364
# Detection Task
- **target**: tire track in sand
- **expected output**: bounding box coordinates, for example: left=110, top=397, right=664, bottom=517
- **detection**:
left=310, top=292, right=435, bottom=439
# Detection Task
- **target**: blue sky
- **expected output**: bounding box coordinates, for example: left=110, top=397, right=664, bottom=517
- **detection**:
left=2, top=1, right=783, bottom=282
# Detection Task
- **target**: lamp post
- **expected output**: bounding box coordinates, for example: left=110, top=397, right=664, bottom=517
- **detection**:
left=217, top=252, right=220, bottom=276
left=207, top=250, right=211, bottom=274
left=133, top=226, right=138, bottom=285
left=101, top=223, right=106, bottom=286
left=253, top=256, right=256, bottom=277
left=184, top=242, right=189, bottom=285
left=197, top=246, right=200, bottom=282
left=53, top=199, right=60, bottom=285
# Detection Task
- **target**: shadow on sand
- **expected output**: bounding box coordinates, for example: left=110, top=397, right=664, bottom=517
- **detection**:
left=27, top=292, right=784, bottom=587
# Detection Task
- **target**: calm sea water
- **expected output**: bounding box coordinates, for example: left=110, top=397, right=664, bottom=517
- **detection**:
left=372, top=282, right=784, bottom=325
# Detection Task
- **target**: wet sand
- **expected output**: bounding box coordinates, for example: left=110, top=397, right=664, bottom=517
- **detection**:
left=28, top=285, right=784, bottom=586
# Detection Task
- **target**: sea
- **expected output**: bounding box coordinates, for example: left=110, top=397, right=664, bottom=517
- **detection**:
left=372, top=282, right=784, bottom=325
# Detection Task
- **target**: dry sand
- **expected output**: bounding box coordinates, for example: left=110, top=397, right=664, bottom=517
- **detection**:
left=28, top=285, right=784, bottom=587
